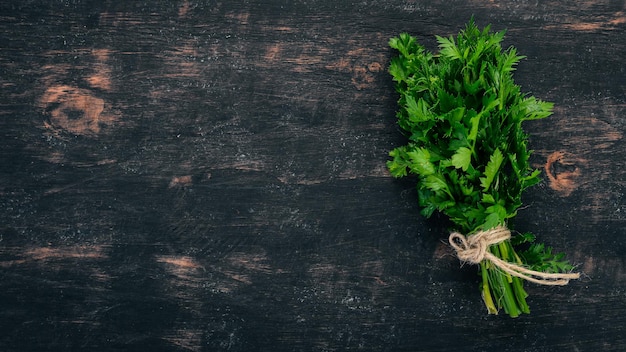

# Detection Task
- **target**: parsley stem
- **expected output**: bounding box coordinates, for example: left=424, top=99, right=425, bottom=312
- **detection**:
left=480, top=261, right=498, bottom=314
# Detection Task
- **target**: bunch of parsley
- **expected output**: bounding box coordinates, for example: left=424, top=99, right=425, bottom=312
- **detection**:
left=387, top=19, right=574, bottom=317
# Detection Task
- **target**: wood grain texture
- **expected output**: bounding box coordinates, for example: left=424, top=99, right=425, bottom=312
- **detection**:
left=0, top=1, right=624, bottom=351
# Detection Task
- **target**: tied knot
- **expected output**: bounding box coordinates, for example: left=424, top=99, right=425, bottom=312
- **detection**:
left=449, top=226, right=511, bottom=264
left=448, top=226, right=580, bottom=286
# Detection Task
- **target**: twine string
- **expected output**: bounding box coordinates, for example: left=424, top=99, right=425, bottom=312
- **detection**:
left=448, top=226, right=580, bottom=286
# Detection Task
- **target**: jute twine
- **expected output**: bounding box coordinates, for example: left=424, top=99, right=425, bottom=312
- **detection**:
left=449, top=226, right=580, bottom=285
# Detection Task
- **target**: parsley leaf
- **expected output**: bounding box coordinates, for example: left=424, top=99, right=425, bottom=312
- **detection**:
left=480, top=148, right=504, bottom=191
left=451, top=147, right=472, bottom=171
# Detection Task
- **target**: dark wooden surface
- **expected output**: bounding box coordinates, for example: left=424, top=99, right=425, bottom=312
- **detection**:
left=1, top=1, right=625, bottom=351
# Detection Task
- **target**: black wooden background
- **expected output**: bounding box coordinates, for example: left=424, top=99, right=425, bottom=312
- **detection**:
left=1, top=1, right=625, bottom=351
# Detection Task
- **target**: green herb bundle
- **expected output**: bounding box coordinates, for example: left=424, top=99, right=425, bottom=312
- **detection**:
left=387, top=19, right=578, bottom=317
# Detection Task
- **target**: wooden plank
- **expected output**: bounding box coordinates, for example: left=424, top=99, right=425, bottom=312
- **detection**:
left=1, top=1, right=624, bottom=351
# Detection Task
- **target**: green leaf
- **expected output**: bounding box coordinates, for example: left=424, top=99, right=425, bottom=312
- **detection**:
left=389, top=33, right=417, bottom=58
left=482, top=212, right=501, bottom=231
left=482, top=193, right=496, bottom=204
left=499, top=47, right=525, bottom=73
left=522, top=169, right=542, bottom=189
left=405, top=95, right=431, bottom=123
left=387, top=148, right=410, bottom=177
left=520, top=243, right=575, bottom=273
left=483, top=203, right=506, bottom=229
left=388, top=36, right=402, bottom=51
left=480, top=148, right=504, bottom=191
left=464, top=79, right=481, bottom=95
left=407, top=148, right=435, bottom=176
left=451, top=147, right=472, bottom=171
left=422, top=174, right=450, bottom=194
left=467, top=111, right=480, bottom=143
left=520, top=97, right=553, bottom=121
left=389, top=57, right=408, bottom=82
left=511, top=232, right=536, bottom=246
left=436, top=35, right=462, bottom=61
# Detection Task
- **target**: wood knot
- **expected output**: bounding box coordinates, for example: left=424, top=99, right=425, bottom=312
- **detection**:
left=545, top=151, right=583, bottom=197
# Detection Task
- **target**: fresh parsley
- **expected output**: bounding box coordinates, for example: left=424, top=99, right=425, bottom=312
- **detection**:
left=387, top=19, right=575, bottom=317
